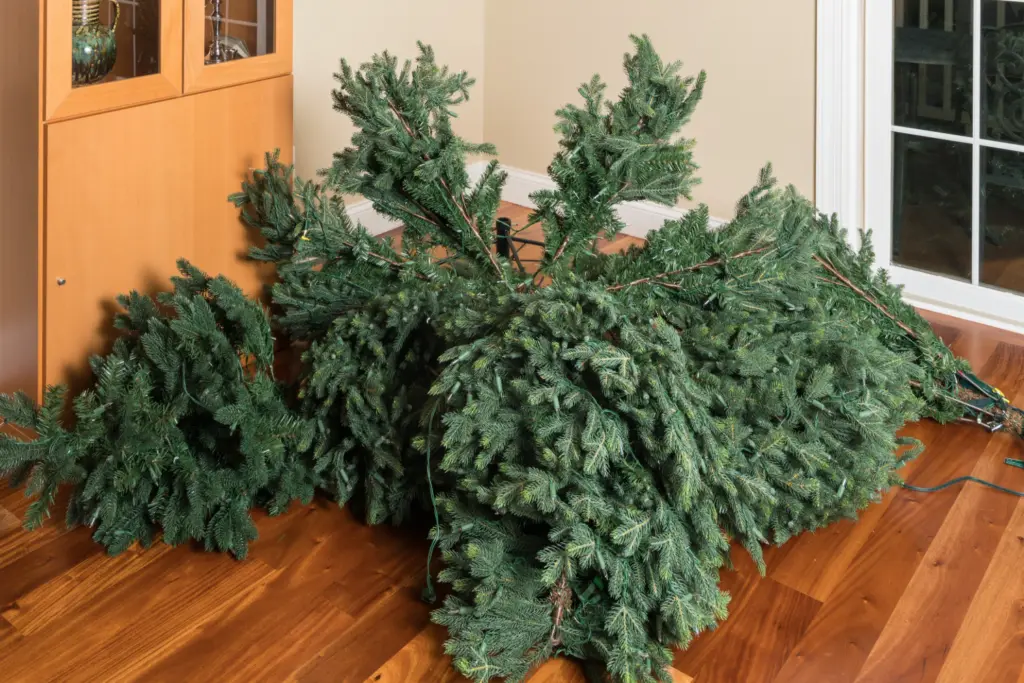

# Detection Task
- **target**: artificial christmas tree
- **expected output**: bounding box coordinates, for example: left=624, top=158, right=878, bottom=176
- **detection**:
left=4, top=34, right=1023, bottom=683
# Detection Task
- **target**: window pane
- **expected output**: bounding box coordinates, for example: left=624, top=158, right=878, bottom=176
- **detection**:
left=981, top=1, right=1024, bottom=144
left=981, top=146, right=1024, bottom=292
left=73, top=0, right=160, bottom=88
left=205, top=0, right=276, bottom=65
left=894, top=0, right=973, bottom=136
left=892, top=132, right=973, bottom=280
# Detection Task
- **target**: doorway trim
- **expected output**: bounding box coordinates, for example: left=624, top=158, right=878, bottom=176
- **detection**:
left=816, top=0, right=864, bottom=239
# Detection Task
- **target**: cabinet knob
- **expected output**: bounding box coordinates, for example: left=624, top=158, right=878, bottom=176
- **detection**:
left=57, top=278, right=67, bottom=286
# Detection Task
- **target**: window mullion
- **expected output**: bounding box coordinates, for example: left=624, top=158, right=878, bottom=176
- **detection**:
left=971, top=0, right=983, bottom=286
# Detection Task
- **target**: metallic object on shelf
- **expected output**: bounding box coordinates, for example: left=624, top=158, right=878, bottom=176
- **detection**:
left=206, top=0, right=251, bottom=65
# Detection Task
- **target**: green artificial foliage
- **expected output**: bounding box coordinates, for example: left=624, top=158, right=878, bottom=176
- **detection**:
left=531, top=37, right=705, bottom=270
left=0, top=261, right=315, bottom=558
left=232, top=152, right=449, bottom=522
left=427, top=177, right=929, bottom=682
left=5, top=34, right=1023, bottom=683
left=228, top=36, right=1012, bottom=682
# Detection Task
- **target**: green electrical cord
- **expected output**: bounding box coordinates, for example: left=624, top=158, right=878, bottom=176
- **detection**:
left=900, top=458, right=1024, bottom=497
left=422, top=402, right=441, bottom=604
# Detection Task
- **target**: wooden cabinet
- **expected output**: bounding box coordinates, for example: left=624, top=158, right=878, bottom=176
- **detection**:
left=0, top=1, right=293, bottom=399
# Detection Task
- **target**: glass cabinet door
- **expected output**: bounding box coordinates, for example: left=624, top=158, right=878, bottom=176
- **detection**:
left=184, top=0, right=291, bottom=93
left=46, top=0, right=183, bottom=121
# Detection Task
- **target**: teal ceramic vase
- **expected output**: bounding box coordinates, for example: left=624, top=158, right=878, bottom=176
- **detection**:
left=72, top=0, right=119, bottom=87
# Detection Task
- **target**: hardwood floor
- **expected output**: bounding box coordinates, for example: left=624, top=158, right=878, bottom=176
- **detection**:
left=1, top=203, right=1022, bottom=682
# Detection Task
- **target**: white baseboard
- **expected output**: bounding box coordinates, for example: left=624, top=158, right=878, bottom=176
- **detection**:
left=346, top=200, right=402, bottom=236
left=495, top=165, right=550, bottom=211
left=350, top=162, right=726, bottom=237
left=905, top=295, right=1024, bottom=337
left=499, top=165, right=727, bottom=237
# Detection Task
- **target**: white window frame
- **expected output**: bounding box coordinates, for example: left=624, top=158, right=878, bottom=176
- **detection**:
left=819, top=0, right=1024, bottom=334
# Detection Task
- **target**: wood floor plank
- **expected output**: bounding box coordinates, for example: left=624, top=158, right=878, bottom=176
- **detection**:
left=853, top=346, right=1024, bottom=683
left=921, top=310, right=1023, bottom=354
left=0, top=616, right=20, bottom=650
left=366, top=623, right=464, bottom=683
left=297, top=584, right=432, bottom=683
left=324, top=528, right=429, bottom=622
left=673, top=552, right=821, bottom=683
left=667, top=668, right=694, bottom=683
left=138, top=576, right=354, bottom=683
left=0, top=504, right=19, bottom=538
left=0, top=526, right=101, bottom=609
left=141, top=507, right=425, bottom=681
left=526, top=658, right=589, bottom=683
left=933, top=500, right=1024, bottom=683
left=0, top=500, right=69, bottom=571
left=772, top=338, right=1023, bottom=683
left=134, top=510, right=414, bottom=681
left=769, top=421, right=934, bottom=602
left=0, top=549, right=279, bottom=682
left=247, top=499, right=371, bottom=570
left=774, top=340, right=1024, bottom=609
left=1, top=541, right=170, bottom=634
left=770, top=500, right=890, bottom=602
left=521, top=657, right=692, bottom=683
left=771, top=422, right=991, bottom=683
left=854, top=434, right=1024, bottom=683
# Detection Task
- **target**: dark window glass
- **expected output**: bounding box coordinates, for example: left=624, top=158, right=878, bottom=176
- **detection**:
left=892, top=132, right=973, bottom=280
left=981, top=145, right=1024, bottom=292
left=894, top=0, right=974, bottom=136
left=981, top=1, right=1024, bottom=144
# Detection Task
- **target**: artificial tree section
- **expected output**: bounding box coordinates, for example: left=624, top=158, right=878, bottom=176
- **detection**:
left=0, top=262, right=315, bottom=559
left=232, top=36, right=1009, bottom=682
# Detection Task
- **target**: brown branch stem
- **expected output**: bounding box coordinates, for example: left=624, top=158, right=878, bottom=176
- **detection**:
left=552, top=235, right=571, bottom=263
left=812, top=254, right=918, bottom=339
left=388, top=102, right=415, bottom=136
left=439, top=176, right=506, bottom=279
left=533, top=236, right=572, bottom=287
left=548, top=572, right=572, bottom=648
left=388, top=98, right=505, bottom=280
left=606, top=247, right=769, bottom=292
left=320, top=241, right=429, bottom=281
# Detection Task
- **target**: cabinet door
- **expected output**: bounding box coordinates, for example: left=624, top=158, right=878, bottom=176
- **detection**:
left=183, top=0, right=292, bottom=94
left=44, top=76, right=292, bottom=389
left=190, top=75, right=293, bottom=297
left=45, top=96, right=196, bottom=389
left=46, top=0, right=183, bottom=121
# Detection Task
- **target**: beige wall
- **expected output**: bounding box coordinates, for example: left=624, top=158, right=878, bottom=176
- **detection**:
left=484, top=1, right=817, bottom=219
left=294, top=1, right=816, bottom=221
left=293, top=0, right=486, bottom=182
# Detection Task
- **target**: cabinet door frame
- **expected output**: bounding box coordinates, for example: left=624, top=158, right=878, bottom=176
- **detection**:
left=183, top=0, right=292, bottom=94
left=45, top=0, right=184, bottom=121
